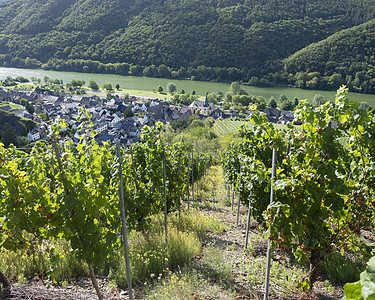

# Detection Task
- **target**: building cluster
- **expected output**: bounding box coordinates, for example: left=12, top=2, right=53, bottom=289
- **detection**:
left=0, top=87, right=298, bottom=146
left=0, top=88, right=252, bottom=145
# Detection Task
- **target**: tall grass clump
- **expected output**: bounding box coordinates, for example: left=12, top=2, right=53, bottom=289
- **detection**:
left=172, top=211, right=227, bottom=240
left=0, top=248, right=49, bottom=280
left=112, top=227, right=201, bottom=285
left=322, top=251, right=367, bottom=283
left=112, top=208, right=228, bottom=285
left=0, top=240, right=88, bottom=283
left=153, top=210, right=227, bottom=240
left=144, top=245, right=237, bottom=300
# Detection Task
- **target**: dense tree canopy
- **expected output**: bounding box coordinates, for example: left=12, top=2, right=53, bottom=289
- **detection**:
left=278, top=19, right=375, bottom=94
left=0, top=0, right=374, bottom=93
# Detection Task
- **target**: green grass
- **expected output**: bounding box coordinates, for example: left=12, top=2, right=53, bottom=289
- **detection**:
left=0, top=204, right=226, bottom=289
left=0, top=240, right=88, bottom=283
left=111, top=227, right=201, bottom=285
left=0, top=102, right=24, bottom=110
left=143, top=245, right=237, bottom=300
left=322, top=251, right=367, bottom=283
left=213, top=119, right=247, bottom=137
left=213, top=119, right=290, bottom=137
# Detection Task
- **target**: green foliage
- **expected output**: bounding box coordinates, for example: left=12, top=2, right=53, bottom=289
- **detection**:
left=323, top=252, right=366, bottom=283
left=230, top=82, right=241, bottom=95
left=222, top=86, right=375, bottom=287
left=282, top=19, right=375, bottom=94
left=0, top=0, right=374, bottom=90
left=15, top=76, right=29, bottom=83
left=0, top=117, right=213, bottom=294
left=103, top=82, right=113, bottom=91
left=157, top=85, right=163, bottom=93
left=88, top=79, right=99, bottom=90
left=268, top=97, right=277, bottom=109
left=171, top=93, right=197, bottom=106
left=69, top=79, right=85, bottom=87
left=0, top=122, right=17, bottom=146
left=342, top=256, right=375, bottom=300
left=0, top=240, right=88, bottom=283
left=167, top=82, right=177, bottom=94
left=312, top=94, right=327, bottom=108
left=113, top=227, right=200, bottom=285
left=279, top=100, right=294, bottom=111
left=111, top=207, right=225, bottom=285
left=0, top=110, right=37, bottom=146
left=123, top=106, right=134, bottom=119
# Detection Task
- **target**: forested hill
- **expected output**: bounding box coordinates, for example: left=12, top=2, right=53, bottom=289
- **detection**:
left=0, top=0, right=374, bottom=90
left=280, top=19, right=375, bottom=94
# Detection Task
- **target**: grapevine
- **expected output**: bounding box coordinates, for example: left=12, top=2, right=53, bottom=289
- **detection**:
left=222, top=86, right=375, bottom=287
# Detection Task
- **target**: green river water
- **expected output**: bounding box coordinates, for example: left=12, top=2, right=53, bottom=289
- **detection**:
left=1, top=67, right=375, bottom=106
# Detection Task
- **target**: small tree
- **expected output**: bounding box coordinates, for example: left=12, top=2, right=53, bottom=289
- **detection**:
left=103, top=83, right=113, bottom=91
left=230, top=82, right=241, bottom=95
left=279, top=100, right=294, bottom=111
left=26, top=103, right=35, bottom=114
left=88, top=80, right=99, bottom=90
left=43, top=76, right=50, bottom=84
left=123, top=107, right=134, bottom=119
left=268, top=97, right=277, bottom=109
left=115, top=83, right=120, bottom=90
left=157, top=85, right=163, bottom=93
left=167, top=82, right=177, bottom=94
left=279, top=94, right=288, bottom=103
left=293, top=97, right=299, bottom=107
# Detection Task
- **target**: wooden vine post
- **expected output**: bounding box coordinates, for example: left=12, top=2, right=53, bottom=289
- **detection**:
left=115, top=143, right=133, bottom=300
left=187, top=155, right=190, bottom=210
left=196, top=153, right=199, bottom=195
left=231, top=186, right=234, bottom=211
left=236, top=165, right=242, bottom=227
left=163, top=148, right=168, bottom=242
left=244, top=192, right=253, bottom=250
left=264, top=148, right=277, bottom=300
left=178, top=156, right=181, bottom=220
left=191, top=150, right=194, bottom=204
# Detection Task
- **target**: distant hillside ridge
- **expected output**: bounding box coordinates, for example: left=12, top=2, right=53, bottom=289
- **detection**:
left=279, top=19, right=375, bottom=94
left=0, top=0, right=374, bottom=87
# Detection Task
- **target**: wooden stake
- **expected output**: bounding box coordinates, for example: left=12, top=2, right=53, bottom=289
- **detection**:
left=264, top=148, right=277, bottom=300
left=115, top=143, right=133, bottom=300
left=163, top=148, right=168, bottom=242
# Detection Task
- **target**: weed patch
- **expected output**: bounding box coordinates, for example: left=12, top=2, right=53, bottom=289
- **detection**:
left=112, top=227, right=201, bottom=285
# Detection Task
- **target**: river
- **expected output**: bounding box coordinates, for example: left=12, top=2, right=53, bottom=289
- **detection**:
left=1, top=67, right=375, bottom=106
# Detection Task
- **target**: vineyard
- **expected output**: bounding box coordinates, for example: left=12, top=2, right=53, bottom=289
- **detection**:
left=221, top=87, right=375, bottom=297
left=213, top=119, right=285, bottom=138
left=213, top=120, right=246, bottom=137
left=0, top=87, right=374, bottom=299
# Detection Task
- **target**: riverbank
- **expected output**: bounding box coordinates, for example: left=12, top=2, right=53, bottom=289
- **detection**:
left=1, top=67, right=375, bottom=106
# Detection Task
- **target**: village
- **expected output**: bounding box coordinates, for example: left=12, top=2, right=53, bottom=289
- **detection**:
left=0, top=87, right=296, bottom=146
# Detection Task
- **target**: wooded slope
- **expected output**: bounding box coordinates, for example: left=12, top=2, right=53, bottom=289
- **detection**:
left=281, top=19, right=375, bottom=93
left=0, top=0, right=374, bottom=71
